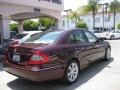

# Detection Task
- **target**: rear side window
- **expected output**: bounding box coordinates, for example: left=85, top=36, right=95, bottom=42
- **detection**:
left=69, top=31, right=87, bottom=43
left=116, top=31, right=120, bottom=33
left=93, top=31, right=101, bottom=33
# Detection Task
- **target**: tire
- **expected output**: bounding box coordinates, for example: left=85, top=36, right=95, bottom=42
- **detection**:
left=62, top=60, right=79, bottom=84
left=104, top=47, right=111, bottom=61
left=110, top=35, right=115, bottom=40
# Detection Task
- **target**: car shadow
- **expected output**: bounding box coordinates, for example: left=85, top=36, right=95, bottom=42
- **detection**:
left=7, top=58, right=114, bottom=90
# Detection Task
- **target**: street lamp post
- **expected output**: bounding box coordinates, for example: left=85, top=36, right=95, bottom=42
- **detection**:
left=64, top=9, right=72, bottom=29
left=99, top=3, right=109, bottom=32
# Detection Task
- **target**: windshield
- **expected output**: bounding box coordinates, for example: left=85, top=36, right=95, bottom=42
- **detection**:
left=24, top=31, right=63, bottom=44
left=12, top=33, right=27, bottom=39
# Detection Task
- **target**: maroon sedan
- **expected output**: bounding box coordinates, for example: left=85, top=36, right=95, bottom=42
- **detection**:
left=3, top=29, right=111, bottom=84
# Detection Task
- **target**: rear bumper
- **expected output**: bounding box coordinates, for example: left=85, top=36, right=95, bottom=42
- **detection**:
left=3, top=60, right=65, bottom=81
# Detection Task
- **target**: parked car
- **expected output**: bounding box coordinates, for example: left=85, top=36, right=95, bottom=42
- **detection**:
left=0, top=31, right=42, bottom=55
left=92, top=30, right=102, bottom=38
left=10, top=31, right=17, bottom=39
left=10, top=31, right=42, bottom=45
left=3, top=29, right=111, bottom=84
left=0, top=31, right=17, bottom=44
left=100, top=30, right=120, bottom=40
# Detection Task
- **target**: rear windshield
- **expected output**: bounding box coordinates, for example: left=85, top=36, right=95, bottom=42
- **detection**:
left=12, top=33, right=27, bottom=39
left=24, top=31, right=63, bottom=44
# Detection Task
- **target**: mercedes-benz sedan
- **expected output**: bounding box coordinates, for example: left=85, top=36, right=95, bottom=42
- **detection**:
left=3, top=29, right=111, bottom=84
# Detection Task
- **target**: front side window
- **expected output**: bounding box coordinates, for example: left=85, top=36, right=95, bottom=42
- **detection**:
left=84, top=31, right=97, bottom=43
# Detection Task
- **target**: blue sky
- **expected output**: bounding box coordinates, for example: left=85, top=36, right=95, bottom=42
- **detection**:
left=64, top=0, right=114, bottom=10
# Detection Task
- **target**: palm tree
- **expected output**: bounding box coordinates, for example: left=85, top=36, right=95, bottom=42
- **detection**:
left=109, top=0, right=120, bottom=30
left=68, top=11, right=80, bottom=24
left=78, top=0, right=99, bottom=29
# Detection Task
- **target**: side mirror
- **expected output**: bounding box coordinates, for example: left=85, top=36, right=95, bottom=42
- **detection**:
left=97, top=38, right=104, bottom=42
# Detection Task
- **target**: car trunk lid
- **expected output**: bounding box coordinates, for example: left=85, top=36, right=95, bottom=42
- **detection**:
left=7, top=43, right=49, bottom=66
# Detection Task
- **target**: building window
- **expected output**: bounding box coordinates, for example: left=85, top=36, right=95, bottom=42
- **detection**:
left=52, top=0, right=62, bottom=4
left=104, top=16, right=110, bottom=22
left=71, top=19, right=75, bottom=24
left=95, top=18, right=100, bottom=23
left=62, top=20, right=65, bottom=26
left=41, top=0, right=62, bottom=4
left=116, top=16, right=119, bottom=21
left=88, top=18, right=90, bottom=22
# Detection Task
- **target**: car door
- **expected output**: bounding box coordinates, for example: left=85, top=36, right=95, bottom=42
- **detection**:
left=68, top=30, right=94, bottom=69
left=83, top=30, right=106, bottom=62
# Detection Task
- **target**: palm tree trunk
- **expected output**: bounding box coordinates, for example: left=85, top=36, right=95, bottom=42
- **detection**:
left=75, top=17, right=77, bottom=25
left=93, top=10, right=95, bottom=29
left=113, top=7, right=116, bottom=30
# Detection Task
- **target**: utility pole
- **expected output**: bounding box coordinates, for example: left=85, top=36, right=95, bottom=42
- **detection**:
left=99, top=3, right=109, bottom=32
left=113, top=0, right=117, bottom=30
left=64, top=9, right=72, bottom=29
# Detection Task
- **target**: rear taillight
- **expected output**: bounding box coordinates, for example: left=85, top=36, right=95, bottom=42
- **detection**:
left=29, top=50, right=49, bottom=65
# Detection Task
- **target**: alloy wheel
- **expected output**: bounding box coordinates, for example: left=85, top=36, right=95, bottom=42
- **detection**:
left=67, top=62, right=79, bottom=82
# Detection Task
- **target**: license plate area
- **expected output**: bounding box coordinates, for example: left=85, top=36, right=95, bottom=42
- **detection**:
left=12, top=54, right=20, bottom=62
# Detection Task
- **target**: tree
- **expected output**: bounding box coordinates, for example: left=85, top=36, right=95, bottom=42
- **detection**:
left=39, top=17, right=55, bottom=31
left=117, top=23, right=120, bottom=30
left=68, top=11, right=80, bottom=24
left=109, top=0, right=120, bottom=30
left=79, top=0, right=99, bottom=29
left=10, top=23, right=18, bottom=32
left=23, top=20, right=39, bottom=31
left=76, top=20, right=88, bottom=29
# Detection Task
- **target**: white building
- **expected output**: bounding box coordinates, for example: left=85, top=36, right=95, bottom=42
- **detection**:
left=60, top=12, right=120, bottom=31
left=0, top=0, right=64, bottom=40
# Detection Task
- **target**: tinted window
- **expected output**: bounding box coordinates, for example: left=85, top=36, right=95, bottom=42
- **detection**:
left=69, top=34, right=76, bottom=43
left=93, top=31, right=100, bottom=33
left=84, top=31, right=97, bottom=43
left=113, top=31, right=115, bottom=33
left=12, top=34, right=27, bottom=39
left=69, top=31, right=87, bottom=43
left=116, top=31, right=120, bottom=33
left=25, top=31, right=63, bottom=44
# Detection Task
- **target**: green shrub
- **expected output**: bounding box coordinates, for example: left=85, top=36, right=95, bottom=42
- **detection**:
left=23, top=20, right=39, bottom=31
left=117, top=23, right=120, bottom=30
left=76, top=20, right=88, bottom=29
left=10, top=23, right=18, bottom=32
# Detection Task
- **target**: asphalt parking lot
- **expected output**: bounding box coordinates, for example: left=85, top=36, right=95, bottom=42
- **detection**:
left=0, top=40, right=120, bottom=90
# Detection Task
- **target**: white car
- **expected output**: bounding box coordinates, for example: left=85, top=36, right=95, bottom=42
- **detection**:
left=100, top=30, right=120, bottom=40
left=11, top=31, right=42, bottom=45
left=92, top=30, right=102, bottom=38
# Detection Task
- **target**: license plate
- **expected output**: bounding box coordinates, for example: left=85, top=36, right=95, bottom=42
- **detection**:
left=13, top=55, right=20, bottom=62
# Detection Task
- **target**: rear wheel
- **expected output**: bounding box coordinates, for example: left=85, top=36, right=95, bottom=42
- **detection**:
left=110, top=35, right=115, bottom=40
left=62, top=60, right=79, bottom=84
left=104, top=47, right=111, bottom=61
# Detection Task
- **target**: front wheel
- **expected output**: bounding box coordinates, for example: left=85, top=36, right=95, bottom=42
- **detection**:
left=104, top=47, right=111, bottom=61
left=110, top=35, right=115, bottom=40
left=62, top=60, right=79, bottom=84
